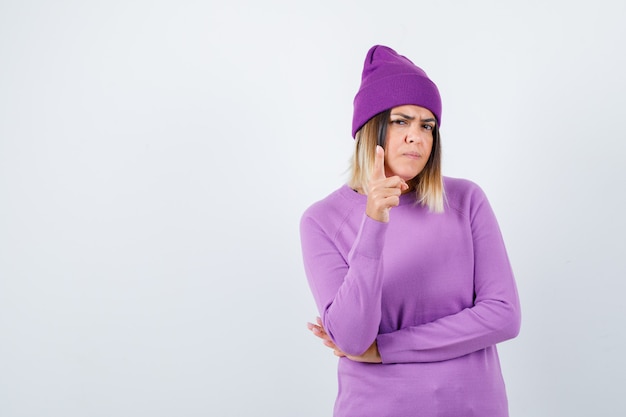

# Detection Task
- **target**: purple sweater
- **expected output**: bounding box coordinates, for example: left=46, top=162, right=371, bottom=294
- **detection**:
left=300, top=177, right=521, bottom=417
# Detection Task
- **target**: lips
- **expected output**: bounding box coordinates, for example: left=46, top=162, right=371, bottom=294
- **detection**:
left=403, top=152, right=421, bottom=159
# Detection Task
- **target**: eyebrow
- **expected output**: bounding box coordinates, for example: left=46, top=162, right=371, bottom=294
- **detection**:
left=390, top=113, right=436, bottom=124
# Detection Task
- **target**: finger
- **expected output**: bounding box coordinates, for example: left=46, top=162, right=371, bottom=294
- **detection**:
left=380, top=175, right=407, bottom=190
left=372, top=145, right=387, bottom=181
left=307, top=322, right=322, bottom=334
left=307, top=324, right=325, bottom=338
left=333, top=350, right=346, bottom=357
left=309, top=317, right=325, bottom=331
left=314, top=317, right=327, bottom=335
left=323, top=339, right=336, bottom=349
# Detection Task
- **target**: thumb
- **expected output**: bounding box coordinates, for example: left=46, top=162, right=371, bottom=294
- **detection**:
left=372, top=145, right=387, bottom=180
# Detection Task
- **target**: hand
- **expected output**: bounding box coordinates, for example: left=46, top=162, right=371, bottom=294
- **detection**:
left=307, top=317, right=382, bottom=363
left=366, top=146, right=408, bottom=223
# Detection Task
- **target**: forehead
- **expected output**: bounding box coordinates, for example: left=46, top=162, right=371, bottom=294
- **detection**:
left=390, top=105, right=435, bottom=119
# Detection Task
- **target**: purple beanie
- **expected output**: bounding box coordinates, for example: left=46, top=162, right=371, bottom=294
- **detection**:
left=352, top=45, right=442, bottom=138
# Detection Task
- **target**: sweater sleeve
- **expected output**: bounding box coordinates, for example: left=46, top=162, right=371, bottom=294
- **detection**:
left=376, top=186, right=521, bottom=363
left=300, top=211, right=387, bottom=356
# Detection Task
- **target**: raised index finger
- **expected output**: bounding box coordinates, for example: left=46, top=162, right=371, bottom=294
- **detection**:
left=372, top=145, right=387, bottom=181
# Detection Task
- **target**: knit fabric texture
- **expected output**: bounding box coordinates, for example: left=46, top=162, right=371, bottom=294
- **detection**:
left=300, top=178, right=521, bottom=416
left=352, top=45, right=442, bottom=137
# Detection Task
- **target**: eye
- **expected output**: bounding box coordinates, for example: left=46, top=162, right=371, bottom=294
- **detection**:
left=422, top=124, right=434, bottom=131
left=390, top=119, right=407, bottom=125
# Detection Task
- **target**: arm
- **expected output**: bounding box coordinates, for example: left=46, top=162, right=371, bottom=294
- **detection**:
left=307, top=317, right=381, bottom=363
left=300, top=147, right=406, bottom=356
left=376, top=185, right=521, bottom=363
left=300, top=211, right=386, bottom=356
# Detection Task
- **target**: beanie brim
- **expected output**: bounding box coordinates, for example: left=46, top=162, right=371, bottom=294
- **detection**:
left=352, top=73, right=442, bottom=138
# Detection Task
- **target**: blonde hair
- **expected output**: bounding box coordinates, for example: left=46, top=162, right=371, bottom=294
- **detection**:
left=348, top=110, right=445, bottom=213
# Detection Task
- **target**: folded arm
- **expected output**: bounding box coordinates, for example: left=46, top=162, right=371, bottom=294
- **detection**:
left=300, top=213, right=388, bottom=356
left=377, top=189, right=521, bottom=363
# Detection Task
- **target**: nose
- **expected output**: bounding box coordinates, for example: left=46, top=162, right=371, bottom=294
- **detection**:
left=406, top=127, right=422, bottom=144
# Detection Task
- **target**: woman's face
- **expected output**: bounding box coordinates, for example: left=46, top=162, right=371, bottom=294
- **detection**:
left=384, top=105, right=435, bottom=181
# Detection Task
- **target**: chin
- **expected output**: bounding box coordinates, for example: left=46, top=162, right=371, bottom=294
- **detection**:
left=400, top=171, right=421, bottom=181
left=388, top=164, right=423, bottom=181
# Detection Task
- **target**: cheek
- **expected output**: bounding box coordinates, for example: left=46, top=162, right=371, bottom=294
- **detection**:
left=384, top=133, right=401, bottom=153
left=425, top=135, right=434, bottom=152
left=424, top=142, right=435, bottom=164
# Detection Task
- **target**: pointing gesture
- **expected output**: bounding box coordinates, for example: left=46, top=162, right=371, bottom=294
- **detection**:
left=366, top=146, right=408, bottom=223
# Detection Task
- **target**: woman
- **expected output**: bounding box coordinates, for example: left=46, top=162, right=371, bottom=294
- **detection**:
left=300, top=45, right=521, bottom=417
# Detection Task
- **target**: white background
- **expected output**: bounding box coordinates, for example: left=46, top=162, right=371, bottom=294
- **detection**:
left=1, top=0, right=625, bottom=416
